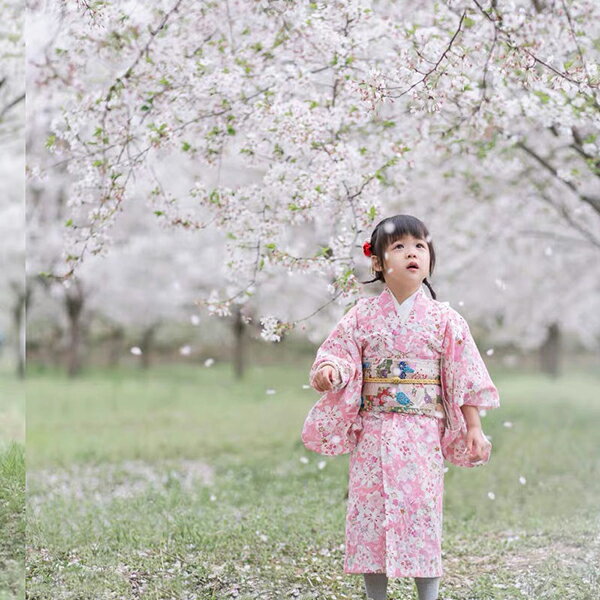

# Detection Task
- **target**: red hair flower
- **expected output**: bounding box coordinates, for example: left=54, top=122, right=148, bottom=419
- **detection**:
left=363, top=240, right=372, bottom=257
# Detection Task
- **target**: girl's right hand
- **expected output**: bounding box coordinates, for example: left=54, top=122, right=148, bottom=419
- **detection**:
left=313, top=365, right=339, bottom=392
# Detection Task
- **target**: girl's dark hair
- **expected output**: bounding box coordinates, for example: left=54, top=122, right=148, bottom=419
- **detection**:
left=360, top=214, right=437, bottom=300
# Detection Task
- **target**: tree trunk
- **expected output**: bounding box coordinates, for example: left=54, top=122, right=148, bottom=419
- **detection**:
left=107, top=325, right=125, bottom=368
left=13, top=288, right=29, bottom=379
left=232, top=305, right=245, bottom=380
left=539, top=322, right=561, bottom=377
left=46, top=323, right=63, bottom=369
left=65, top=290, right=85, bottom=377
left=140, top=324, right=158, bottom=369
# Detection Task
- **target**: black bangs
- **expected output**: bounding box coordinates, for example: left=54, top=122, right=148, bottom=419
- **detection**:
left=375, top=216, right=429, bottom=252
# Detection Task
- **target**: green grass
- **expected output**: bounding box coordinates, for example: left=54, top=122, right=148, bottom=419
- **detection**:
left=26, top=363, right=600, bottom=599
left=0, top=371, right=25, bottom=600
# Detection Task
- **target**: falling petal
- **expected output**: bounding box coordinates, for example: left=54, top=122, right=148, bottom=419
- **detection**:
left=544, top=246, right=553, bottom=256
left=458, top=300, right=464, bottom=307
left=383, top=222, right=396, bottom=234
left=503, top=421, right=513, bottom=428
left=487, top=491, right=496, bottom=500
left=302, top=384, right=310, bottom=389
left=266, top=389, right=276, bottom=395
left=179, top=345, right=192, bottom=356
left=190, top=315, right=200, bottom=325
left=443, top=467, right=449, bottom=473
left=317, top=461, right=326, bottom=470
left=210, top=494, right=217, bottom=502
left=300, top=456, right=309, bottom=464
left=486, top=348, right=494, bottom=356
left=479, top=409, right=487, bottom=417
left=130, top=347, right=142, bottom=356
left=204, top=358, right=215, bottom=367
left=519, top=476, right=527, bottom=485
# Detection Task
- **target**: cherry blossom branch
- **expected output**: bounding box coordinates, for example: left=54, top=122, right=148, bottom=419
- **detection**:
left=516, top=140, right=600, bottom=215
left=386, top=10, right=468, bottom=98
left=471, top=0, right=598, bottom=89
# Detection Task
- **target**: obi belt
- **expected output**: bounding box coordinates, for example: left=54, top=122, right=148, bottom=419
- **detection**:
left=360, top=357, right=445, bottom=420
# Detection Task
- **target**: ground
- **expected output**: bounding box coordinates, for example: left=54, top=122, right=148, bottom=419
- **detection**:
left=24, top=362, right=600, bottom=599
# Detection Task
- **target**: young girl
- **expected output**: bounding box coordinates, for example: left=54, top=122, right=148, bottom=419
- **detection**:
left=301, top=215, right=500, bottom=600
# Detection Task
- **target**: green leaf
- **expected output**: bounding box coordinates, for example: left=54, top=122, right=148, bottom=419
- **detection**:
left=533, top=90, right=550, bottom=104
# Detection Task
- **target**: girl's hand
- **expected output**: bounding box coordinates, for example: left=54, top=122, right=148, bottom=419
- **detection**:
left=313, top=366, right=339, bottom=392
left=465, top=426, right=492, bottom=464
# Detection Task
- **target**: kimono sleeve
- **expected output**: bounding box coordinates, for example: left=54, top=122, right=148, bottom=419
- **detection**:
left=442, top=311, right=500, bottom=411
left=439, top=310, right=500, bottom=467
left=301, top=302, right=364, bottom=456
left=308, top=303, right=362, bottom=393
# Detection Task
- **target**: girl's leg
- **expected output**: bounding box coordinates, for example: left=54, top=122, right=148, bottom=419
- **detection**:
left=414, top=576, right=440, bottom=600
left=363, top=573, right=388, bottom=600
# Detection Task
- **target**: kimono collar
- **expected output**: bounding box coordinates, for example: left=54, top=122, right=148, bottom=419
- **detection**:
left=379, top=283, right=428, bottom=323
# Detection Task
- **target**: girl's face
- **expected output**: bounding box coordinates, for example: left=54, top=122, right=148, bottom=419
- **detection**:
left=372, top=234, right=430, bottom=285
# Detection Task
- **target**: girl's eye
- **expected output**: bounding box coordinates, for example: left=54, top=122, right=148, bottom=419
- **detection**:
left=394, top=243, right=426, bottom=249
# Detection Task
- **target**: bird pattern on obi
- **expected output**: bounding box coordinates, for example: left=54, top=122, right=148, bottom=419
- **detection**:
left=301, top=284, right=500, bottom=577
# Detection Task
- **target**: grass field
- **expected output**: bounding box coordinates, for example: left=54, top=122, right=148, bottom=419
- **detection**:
left=26, top=362, right=600, bottom=599
left=0, top=374, right=25, bottom=600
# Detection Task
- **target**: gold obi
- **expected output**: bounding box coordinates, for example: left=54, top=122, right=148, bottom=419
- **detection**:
left=360, top=357, right=445, bottom=419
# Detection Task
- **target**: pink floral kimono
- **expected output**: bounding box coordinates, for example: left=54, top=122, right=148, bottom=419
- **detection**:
left=301, top=283, right=500, bottom=578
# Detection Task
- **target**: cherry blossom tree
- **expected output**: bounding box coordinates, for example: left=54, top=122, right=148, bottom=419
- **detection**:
left=0, top=0, right=25, bottom=376
left=27, top=0, right=600, bottom=359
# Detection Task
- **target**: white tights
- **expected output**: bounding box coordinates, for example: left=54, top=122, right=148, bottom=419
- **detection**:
left=363, top=572, right=440, bottom=600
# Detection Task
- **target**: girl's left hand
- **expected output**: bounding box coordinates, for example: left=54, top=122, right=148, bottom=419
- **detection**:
left=465, top=427, right=492, bottom=463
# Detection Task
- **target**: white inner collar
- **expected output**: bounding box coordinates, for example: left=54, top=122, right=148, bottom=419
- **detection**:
left=388, top=286, right=420, bottom=321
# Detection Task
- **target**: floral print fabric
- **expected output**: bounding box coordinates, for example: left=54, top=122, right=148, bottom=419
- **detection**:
left=301, top=283, right=500, bottom=577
